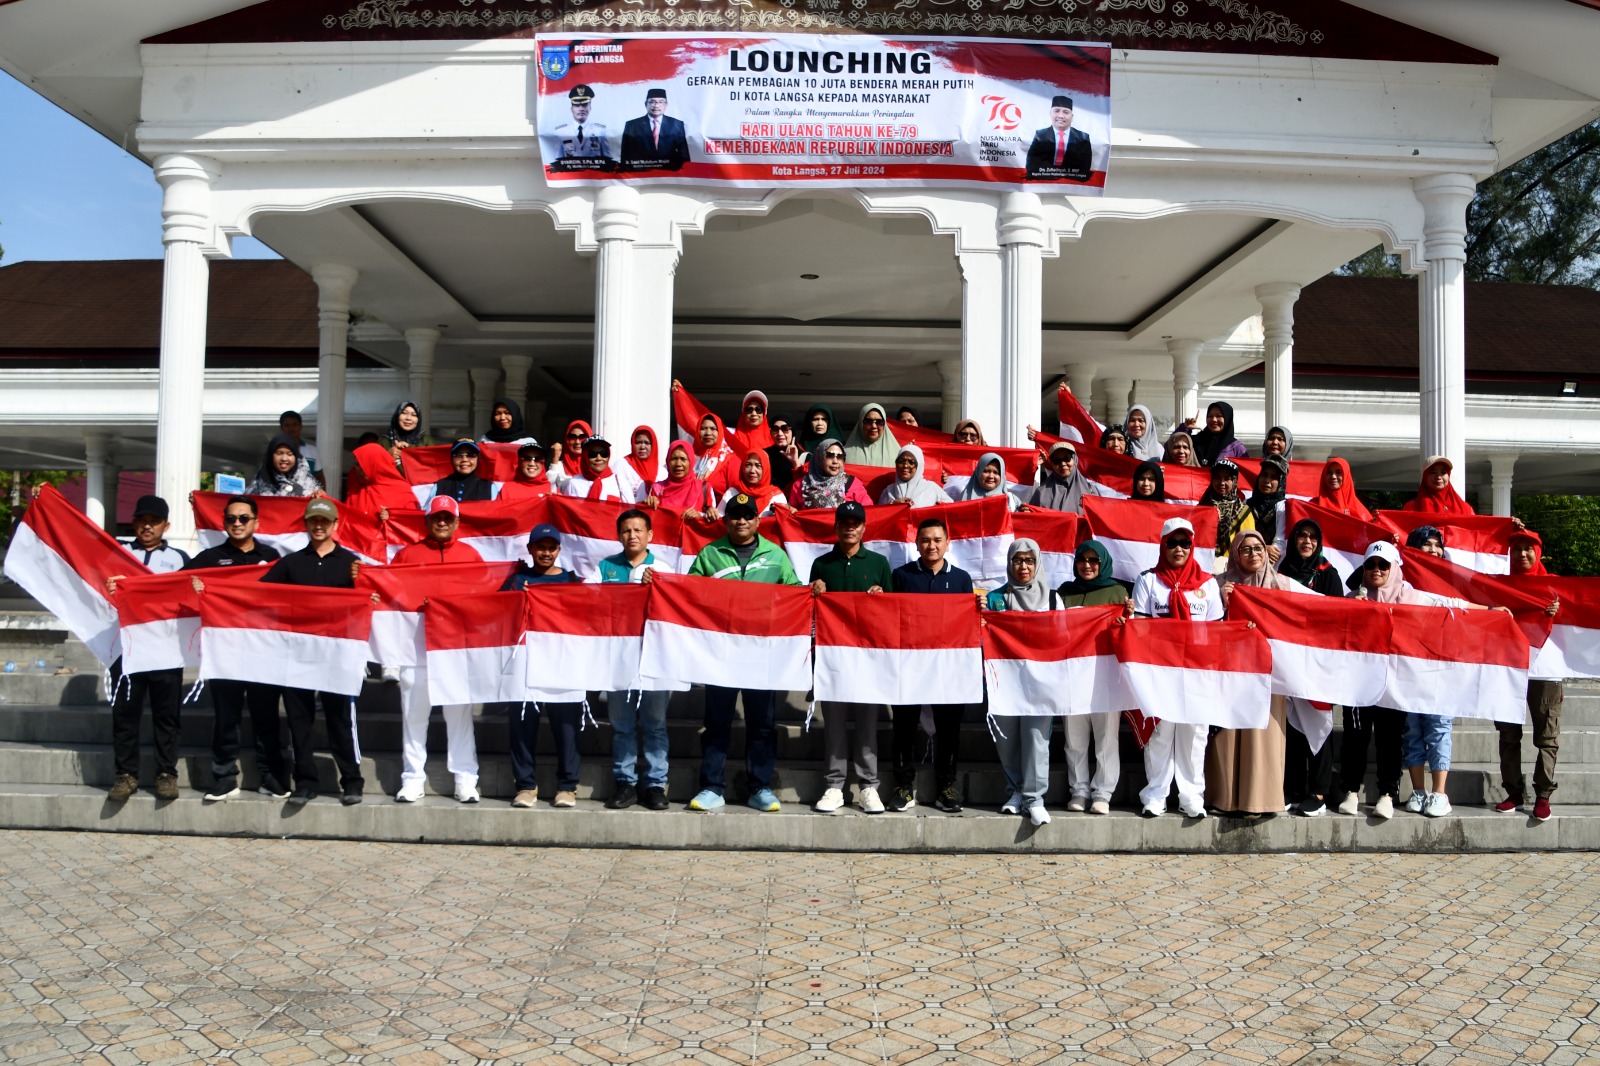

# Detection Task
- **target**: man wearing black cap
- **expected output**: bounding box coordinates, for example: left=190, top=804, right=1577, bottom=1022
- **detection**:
left=620, top=87, right=691, bottom=171
left=1025, top=95, right=1092, bottom=182
left=808, top=501, right=893, bottom=815
left=430, top=439, right=497, bottom=504
left=102, top=494, right=190, bottom=803
left=553, top=84, right=613, bottom=169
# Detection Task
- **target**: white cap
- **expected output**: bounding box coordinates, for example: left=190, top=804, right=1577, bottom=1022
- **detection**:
left=1160, top=517, right=1195, bottom=540
left=1422, top=454, right=1452, bottom=472
left=1364, top=541, right=1401, bottom=567
left=742, top=390, right=769, bottom=412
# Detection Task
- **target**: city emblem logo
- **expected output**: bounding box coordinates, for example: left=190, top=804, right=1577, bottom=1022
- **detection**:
left=540, top=45, right=571, bottom=81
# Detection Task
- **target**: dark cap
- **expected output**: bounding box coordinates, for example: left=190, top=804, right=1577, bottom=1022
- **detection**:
left=1259, top=454, right=1290, bottom=478
left=132, top=495, right=169, bottom=521
left=568, top=84, right=595, bottom=103
left=517, top=442, right=546, bottom=461
left=646, top=87, right=667, bottom=100
left=1051, top=95, right=1074, bottom=109
left=835, top=501, right=866, bottom=525
left=724, top=493, right=760, bottom=520
left=450, top=438, right=480, bottom=456
left=583, top=436, right=611, bottom=455
left=1212, top=458, right=1240, bottom=475
left=528, top=523, right=563, bottom=546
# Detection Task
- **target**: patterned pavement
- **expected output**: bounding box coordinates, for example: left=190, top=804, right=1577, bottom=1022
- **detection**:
left=2, top=832, right=1599, bottom=1065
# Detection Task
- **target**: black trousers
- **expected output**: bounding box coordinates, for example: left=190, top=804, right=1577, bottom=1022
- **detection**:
left=1285, top=717, right=1333, bottom=805
left=890, top=704, right=966, bottom=791
left=1339, top=705, right=1404, bottom=801
left=210, top=681, right=286, bottom=787
left=110, top=660, right=184, bottom=778
left=281, top=688, right=363, bottom=793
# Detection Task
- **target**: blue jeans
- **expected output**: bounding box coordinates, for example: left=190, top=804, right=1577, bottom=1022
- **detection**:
left=1403, top=712, right=1453, bottom=772
left=508, top=701, right=582, bottom=792
left=608, top=689, right=670, bottom=789
left=700, top=687, right=777, bottom=796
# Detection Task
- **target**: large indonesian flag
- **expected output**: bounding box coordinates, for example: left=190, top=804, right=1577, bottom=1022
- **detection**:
left=1523, top=574, right=1600, bottom=680
left=1080, top=497, right=1219, bottom=579
left=198, top=582, right=374, bottom=695
left=1380, top=601, right=1528, bottom=722
left=1116, top=619, right=1273, bottom=729
left=1225, top=585, right=1391, bottom=707
left=1009, top=510, right=1083, bottom=591
left=1378, top=511, right=1515, bottom=575
left=1397, top=547, right=1556, bottom=651
left=813, top=592, right=983, bottom=705
left=1279, top=500, right=1394, bottom=583
left=423, top=591, right=532, bottom=705
left=776, top=496, right=1014, bottom=588
left=525, top=582, right=651, bottom=699
left=360, top=560, right=519, bottom=669
left=981, top=604, right=1130, bottom=717
left=192, top=491, right=386, bottom=564
left=3, top=485, right=145, bottom=665
left=639, top=572, right=813, bottom=691
left=115, top=567, right=266, bottom=675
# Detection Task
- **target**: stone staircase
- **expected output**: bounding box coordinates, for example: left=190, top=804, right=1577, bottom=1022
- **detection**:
left=1, top=608, right=1597, bottom=852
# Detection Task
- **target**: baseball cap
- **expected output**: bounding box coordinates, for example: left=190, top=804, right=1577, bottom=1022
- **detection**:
left=724, top=494, right=760, bottom=520
left=1048, top=440, right=1077, bottom=459
left=304, top=497, right=338, bottom=521
left=132, top=495, right=169, bottom=522
left=450, top=438, right=480, bottom=456
left=518, top=442, right=546, bottom=460
left=1159, top=517, right=1195, bottom=540
left=1364, top=541, right=1401, bottom=568
left=835, top=501, right=866, bottom=524
left=1422, top=454, right=1452, bottom=472
left=427, top=496, right=460, bottom=517
left=528, top=523, right=562, bottom=545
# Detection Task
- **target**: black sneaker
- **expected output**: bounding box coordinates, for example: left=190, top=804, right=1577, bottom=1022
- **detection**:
left=257, top=775, right=291, bottom=799
left=934, top=786, right=963, bottom=814
left=884, top=786, right=917, bottom=812
left=287, top=785, right=317, bottom=806
left=642, top=786, right=670, bottom=811
left=606, top=784, right=638, bottom=810
left=340, top=789, right=363, bottom=806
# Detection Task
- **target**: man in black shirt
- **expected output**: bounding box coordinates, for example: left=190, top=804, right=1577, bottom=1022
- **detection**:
left=261, top=497, right=365, bottom=805
left=186, top=495, right=286, bottom=801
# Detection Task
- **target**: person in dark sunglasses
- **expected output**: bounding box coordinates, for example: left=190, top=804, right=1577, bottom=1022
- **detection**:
left=561, top=436, right=645, bottom=503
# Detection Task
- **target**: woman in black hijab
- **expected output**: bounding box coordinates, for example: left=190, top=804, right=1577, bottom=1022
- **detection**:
left=1188, top=401, right=1247, bottom=467
left=1130, top=459, right=1165, bottom=503
left=1277, top=516, right=1346, bottom=816
left=1248, top=454, right=1290, bottom=553
left=480, top=397, right=535, bottom=446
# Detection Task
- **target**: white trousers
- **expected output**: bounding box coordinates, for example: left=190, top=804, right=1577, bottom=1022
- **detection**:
left=397, top=666, right=479, bottom=788
left=1066, top=711, right=1121, bottom=803
left=1138, top=720, right=1207, bottom=811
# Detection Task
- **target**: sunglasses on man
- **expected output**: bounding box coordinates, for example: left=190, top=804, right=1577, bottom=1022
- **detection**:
left=223, top=513, right=254, bottom=525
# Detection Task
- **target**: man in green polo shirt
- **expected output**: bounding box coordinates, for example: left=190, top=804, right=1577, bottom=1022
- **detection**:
left=808, top=501, right=892, bottom=814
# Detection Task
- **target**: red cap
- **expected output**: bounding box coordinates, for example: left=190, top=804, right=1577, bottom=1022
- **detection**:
left=428, top=496, right=460, bottom=517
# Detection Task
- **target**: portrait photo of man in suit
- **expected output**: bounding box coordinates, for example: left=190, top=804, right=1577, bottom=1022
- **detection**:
left=619, top=87, right=692, bottom=172
left=1025, top=95, right=1093, bottom=182
left=550, top=84, right=614, bottom=172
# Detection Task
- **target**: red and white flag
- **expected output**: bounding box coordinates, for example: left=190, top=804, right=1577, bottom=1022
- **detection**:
left=359, top=560, right=518, bottom=669
left=1116, top=619, right=1273, bottom=729
left=399, top=442, right=523, bottom=485
left=639, top=573, right=813, bottom=691
left=192, top=491, right=386, bottom=564
left=115, top=567, right=266, bottom=675
left=1225, top=585, right=1390, bottom=707
left=1398, top=547, right=1556, bottom=652
left=776, top=496, right=1014, bottom=588
left=1524, top=574, right=1600, bottom=680
left=1380, top=601, right=1528, bottom=722
left=525, top=582, right=651, bottom=699
left=3, top=484, right=142, bottom=665
left=1009, top=510, right=1082, bottom=591
left=677, top=512, right=783, bottom=576
left=1080, top=497, right=1219, bottom=580
left=920, top=443, right=1040, bottom=506
left=1378, top=511, right=1515, bottom=575
left=198, top=581, right=374, bottom=695
left=814, top=592, right=983, bottom=705
left=1279, top=500, right=1393, bottom=583
left=423, top=591, right=533, bottom=705
left=981, top=604, right=1130, bottom=717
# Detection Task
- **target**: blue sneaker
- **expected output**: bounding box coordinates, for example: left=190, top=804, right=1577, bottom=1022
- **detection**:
left=747, top=788, right=781, bottom=813
left=688, top=789, right=724, bottom=811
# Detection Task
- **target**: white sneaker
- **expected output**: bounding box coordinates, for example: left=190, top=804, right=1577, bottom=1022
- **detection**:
left=1337, top=793, right=1360, bottom=816
left=1423, top=792, right=1452, bottom=818
left=999, top=791, right=1023, bottom=815
left=455, top=780, right=481, bottom=804
left=1141, top=803, right=1165, bottom=818
left=1373, top=795, right=1395, bottom=820
left=1298, top=800, right=1327, bottom=818
left=1089, top=799, right=1110, bottom=816
left=395, top=781, right=425, bottom=803
left=380, top=666, right=400, bottom=683
left=813, top=787, right=845, bottom=813
left=1028, top=805, right=1051, bottom=826
left=1404, top=791, right=1427, bottom=814
left=857, top=786, right=885, bottom=814
left=1066, top=795, right=1088, bottom=813
left=1179, top=803, right=1207, bottom=819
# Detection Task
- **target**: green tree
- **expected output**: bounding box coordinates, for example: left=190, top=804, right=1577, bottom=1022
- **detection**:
left=1512, top=495, right=1600, bottom=577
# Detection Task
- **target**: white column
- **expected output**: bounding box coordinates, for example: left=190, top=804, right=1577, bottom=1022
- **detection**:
left=936, top=359, right=962, bottom=431
left=500, top=354, right=533, bottom=410
left=152, top=154, right=218, bottom=550
left=1415, top=174, right=1476, bottom=474
left=1256, top=282, right=1300, bottom=432
left=404, top=327, right=439, bottom=431
left=958, top=246, right=1003, bottom=442
left=590, top=187, right=676, bottom=446
left=997, top=192, right=1046, bottom=448
left=470, top=367, right=501, bottom=439
left=1133, top=379, right=1171, bottom=432
left=1168, top=338, right=1203, bottom=426
left=1096, top=377, right=1132, bottom=426
left=312, top=264, right=359, bottom=496
left=1489, top=453, right=1517, bottom=517
left=1064, top=363, right=1097, bottom=413
left=83, top=433, right=111, bottom=531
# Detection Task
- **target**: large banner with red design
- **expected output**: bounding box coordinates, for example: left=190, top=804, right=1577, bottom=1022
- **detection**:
left=534, top=33, right=1110, bottom=190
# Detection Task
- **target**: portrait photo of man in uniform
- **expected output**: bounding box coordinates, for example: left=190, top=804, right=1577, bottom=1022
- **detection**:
left=619, top=87, right=691, bottom=171
left=551, top=84, right=613, bottom=170
left=1025, top=94, right=1093, bottom=182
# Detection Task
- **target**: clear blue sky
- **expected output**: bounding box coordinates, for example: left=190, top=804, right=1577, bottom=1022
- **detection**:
left=0, top=70, right=278, bottom=265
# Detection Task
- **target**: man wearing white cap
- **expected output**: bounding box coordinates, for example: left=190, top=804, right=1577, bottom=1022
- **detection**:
left=390, top=496, right=485, bottom=803
left=1130, top=517, right=1222, bottom=819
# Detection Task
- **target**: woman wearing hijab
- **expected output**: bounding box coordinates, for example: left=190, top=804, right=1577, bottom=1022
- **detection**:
left=789, top=438, right=872, bottom=510
left=1262, top=426, right=1294, bottom=460
left=1027, top=440, right=1096, bottom=514
left=1311, top=457, right=1374, bottom=521
left=879, top=443, right=954, bottom=507
left=1199, top=459, right=1254, bottom=565
left=563, top=436, right=641, bottom=503
left=1124, top=404, right=1160, bottom=461
left=1497, top=531, right=1564, bottom=822
left=1099, top=425, right=1128, bottom=454
left=692, top=412, right=736, bottom=486
left=843, top=402, right=901, bottom=467
left=1209, top=530, right=1315, bottom=816
left=1248, top=455, right=1290, bottom=554
left=1186, top=401, right=1248, bottom=466
left=718, top=449, right=788, bottom=516
left=1054, top=539, right=1128, bottom=815
left=624, top=425, right=659, bottom=487
left=384, top=400, right=430, bottom=463
left=1403, top=455, right=1475, bottom=514
left=951, top=419, right=985, bottom=446
left=248, top=434, right=322, bottom=497
left=729, top=390, right=775, bottom=457
left=1163, top=430, right=1201, bottom=467
left=431, top=439, right=498, bottom=503
left=497, top=443, right=554, bottom=503
left=958, top=453, right=1019, bottom=511
left=553, top=419, right=592, bottom=492
left=985, top=540, right=1056, bottom=827
left=1130, top=459, right=1166, bottom=503
left=649, top=440, right=715, bottom=518
left=800, top=404, right=837, bottom=455
left=1275, top=518, right=1347, bottom=816
left=480, top=397, right=536, bottom=447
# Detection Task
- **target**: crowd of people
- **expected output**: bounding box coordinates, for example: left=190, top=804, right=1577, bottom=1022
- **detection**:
left=96, top=394, right=1567, bottom=827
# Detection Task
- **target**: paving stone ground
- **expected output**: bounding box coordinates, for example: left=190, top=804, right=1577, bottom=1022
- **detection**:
left=2, top=831, right=1599, bottom=1065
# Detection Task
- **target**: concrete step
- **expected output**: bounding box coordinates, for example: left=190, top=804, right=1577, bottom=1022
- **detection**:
left=0, top=782, right=1594, bottom=853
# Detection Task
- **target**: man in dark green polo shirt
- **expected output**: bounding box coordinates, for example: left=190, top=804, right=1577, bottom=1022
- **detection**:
left=807, top=501, right=892, bottom=814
